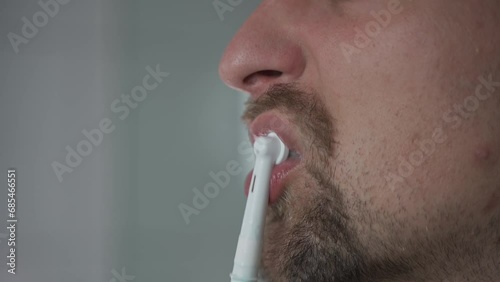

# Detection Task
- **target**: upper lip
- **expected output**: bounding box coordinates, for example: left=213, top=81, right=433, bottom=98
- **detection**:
left=246, top=112, right=303, bottom=156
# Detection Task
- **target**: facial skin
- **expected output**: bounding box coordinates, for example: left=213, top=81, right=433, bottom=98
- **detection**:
left=219, top=1, right=500, bottom=281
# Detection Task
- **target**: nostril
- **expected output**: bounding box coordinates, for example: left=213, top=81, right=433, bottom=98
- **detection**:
left=243, top=70, right=283, bottom=85
left=259, top=70, right=282, bottom=77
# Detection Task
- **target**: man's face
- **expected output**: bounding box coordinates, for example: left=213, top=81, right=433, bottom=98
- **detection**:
left=219, top=1, right=500, bottom=281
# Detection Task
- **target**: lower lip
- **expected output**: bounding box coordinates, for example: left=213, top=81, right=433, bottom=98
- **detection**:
left=244, top=158, right=300, bottom=205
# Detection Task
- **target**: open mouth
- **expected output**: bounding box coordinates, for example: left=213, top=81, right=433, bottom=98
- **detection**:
left=244, top=112, right=303, bottom=205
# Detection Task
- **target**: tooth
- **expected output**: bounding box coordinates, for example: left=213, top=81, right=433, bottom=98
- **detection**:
left=288, top=150, right=300, bottom=159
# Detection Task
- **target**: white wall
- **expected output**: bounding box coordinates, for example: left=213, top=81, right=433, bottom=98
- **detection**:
left=0, top=0, right=259, bottom=281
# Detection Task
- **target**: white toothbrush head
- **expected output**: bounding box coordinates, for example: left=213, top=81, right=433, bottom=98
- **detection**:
left=253, top=132, right=289, bottom=165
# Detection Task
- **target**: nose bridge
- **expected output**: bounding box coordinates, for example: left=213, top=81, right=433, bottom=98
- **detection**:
left=218, top=1, right=306, bottom=97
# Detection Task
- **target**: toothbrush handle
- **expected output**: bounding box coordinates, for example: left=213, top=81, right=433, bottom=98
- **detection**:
left=231, top=156, right=273, bottom=282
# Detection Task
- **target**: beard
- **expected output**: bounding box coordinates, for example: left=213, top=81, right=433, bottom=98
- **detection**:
left=243, top=83, right=367, bottom=281
left=261, top=163, right=366, bottom=282
left=243, top=83, right=414, bottom=282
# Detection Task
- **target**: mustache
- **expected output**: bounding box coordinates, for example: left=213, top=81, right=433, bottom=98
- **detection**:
left=242, top=83, right=336, bottom=156
left=242, top=83, right=311, bottom=123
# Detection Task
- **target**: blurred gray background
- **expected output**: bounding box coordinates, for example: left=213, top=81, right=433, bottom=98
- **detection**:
left=0, top=0, right=260, bottom=281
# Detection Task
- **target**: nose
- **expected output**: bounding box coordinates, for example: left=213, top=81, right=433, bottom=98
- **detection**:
left=218, top=3, right=306, bottom=98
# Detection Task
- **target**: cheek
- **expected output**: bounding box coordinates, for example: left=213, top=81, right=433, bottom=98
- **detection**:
left=307, top=0, right=500, bottom=221
left=312, top=5, right=455, bottom=198
left=330, top=93, right=499, bottom=223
